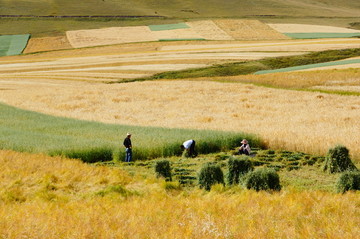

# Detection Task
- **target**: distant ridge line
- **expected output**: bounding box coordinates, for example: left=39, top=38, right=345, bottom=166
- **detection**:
left=0, top=15, right=165, bottom=18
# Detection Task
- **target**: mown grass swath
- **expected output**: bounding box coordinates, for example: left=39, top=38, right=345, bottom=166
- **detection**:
left=0, top=103, right=262, bottom=161
left=129, top=48, right=360, bottom=82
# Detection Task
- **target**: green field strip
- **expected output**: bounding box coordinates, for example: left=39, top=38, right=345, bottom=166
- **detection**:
left=0, top=103, right=260, bottom=160
left=159, top=38, right=205, bottom=41
left=0, top=36, right=11, bottom=56
left=0, top=34, right=30, bottom=56
left=255, top=58, right=360, bottom=75
left=148, top=23, right=190, bottom=31
left=284, top=33, right=360, bottom=39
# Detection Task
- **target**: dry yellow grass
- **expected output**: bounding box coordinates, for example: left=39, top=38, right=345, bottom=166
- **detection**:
left=268, top=24, right=360, bottom=33
left=23, top=36, right=73, bottom=54
left=186, top=20, right=234, bottom=40
left=213, top=19, right=290, bottom=40
left=0, top=150, right=359, bottom=238
left=0, top=150, right=134, bottom=202
left=228, top=68, right=360, bottom=89
left=66, top=26, right=158, bottom=48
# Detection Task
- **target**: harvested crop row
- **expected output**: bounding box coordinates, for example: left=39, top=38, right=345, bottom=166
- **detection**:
left=23, top=36, right=72, bottom=54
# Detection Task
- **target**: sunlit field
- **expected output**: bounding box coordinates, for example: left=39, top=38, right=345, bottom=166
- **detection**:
left=0, top=150, right=359, bottom=239
left=1, top=9, right=360, bottom=237
left=1, top=78, right=360, bottom=161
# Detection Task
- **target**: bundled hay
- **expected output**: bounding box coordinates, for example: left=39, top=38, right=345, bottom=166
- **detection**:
left=323, top=145, right=358, bottom=173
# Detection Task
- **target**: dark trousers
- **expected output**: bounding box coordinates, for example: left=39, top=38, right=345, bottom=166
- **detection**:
left=189, top=140, right=197, bottom=157
left=125, top=148, right=132, bottom=162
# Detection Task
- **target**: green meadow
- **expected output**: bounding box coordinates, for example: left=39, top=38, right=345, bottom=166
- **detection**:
left=0, top=103, right=262, bottom=162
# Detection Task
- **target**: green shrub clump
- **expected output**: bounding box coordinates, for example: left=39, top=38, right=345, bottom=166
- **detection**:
left=53, top=147, right=113, bottom=163
left=155, top=160, right=172, bottom=181
left=227, top=157, right=254, bottom=185
left=323, top=145, right=357, bottom=173
left=336, top=171, right=360, bottom=193
left=198, top=163, right=224, bottom=191
left=243, top=168, right=281, bottom=191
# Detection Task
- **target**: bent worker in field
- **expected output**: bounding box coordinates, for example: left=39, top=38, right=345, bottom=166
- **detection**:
left=123, top=133, right=132, bottom=162
left=181, top=139, right=197, bottom=157
left=238, top=139, right=251, bottom=155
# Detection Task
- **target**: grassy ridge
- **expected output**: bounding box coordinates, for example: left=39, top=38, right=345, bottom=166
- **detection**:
left=0, top=103, right=263, bottom=161
left=0, top=1, right=359, bottom=36
left=128, top=48, right=360, bottom=82
left=1, top=0, right=359, bottom=18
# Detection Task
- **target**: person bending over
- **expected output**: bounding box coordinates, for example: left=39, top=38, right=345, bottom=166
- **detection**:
left=181, top=139, right=197, bottom=157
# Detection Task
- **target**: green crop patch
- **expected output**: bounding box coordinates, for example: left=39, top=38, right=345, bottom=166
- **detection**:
left=0, top=103, right=262, bottom=162
left=254, top=58, right=360, bottom=75
left=0, top=34, right=30, bottom=56
left=148, top=23, right=189, bottom=31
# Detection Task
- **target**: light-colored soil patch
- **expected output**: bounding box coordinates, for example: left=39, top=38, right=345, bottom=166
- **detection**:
left=1, top=79, right=360, bottom=160
left=66, top=26, right=158, bottom=48
left=186, top=20, right=234, bottom=40
left=268, top=24, right=360, bottom=33
left=151, top=28, right=203, bottom=40
left=213, top=19, right=290, bottom=40
left=23, top=36, right=72, bottom=54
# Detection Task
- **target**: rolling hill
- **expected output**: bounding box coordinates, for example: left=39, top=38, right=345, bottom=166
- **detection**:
left=0, top=0, right=359, bottom=18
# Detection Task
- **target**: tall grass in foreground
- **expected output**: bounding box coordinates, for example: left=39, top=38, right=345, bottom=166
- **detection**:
left=0, top=150, right=359, bottom=239
left=0, top=103, right=262, bottom=161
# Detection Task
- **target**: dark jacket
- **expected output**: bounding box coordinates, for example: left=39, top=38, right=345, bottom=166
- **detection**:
left=123, top=137, right=132, bottom=148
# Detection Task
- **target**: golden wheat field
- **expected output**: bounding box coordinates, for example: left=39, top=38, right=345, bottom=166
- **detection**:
left=1, top=37, right=360, bottom=160
left=0, top=150, right=359, bottom=239
left=1, top=77, right=360, bottom=160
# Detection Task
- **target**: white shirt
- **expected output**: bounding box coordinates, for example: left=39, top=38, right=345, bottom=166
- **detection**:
left=183, top=139, right=194, bottom=149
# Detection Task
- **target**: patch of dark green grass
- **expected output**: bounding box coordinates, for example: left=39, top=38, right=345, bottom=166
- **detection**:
left=125, top=48, right=360, bottom=82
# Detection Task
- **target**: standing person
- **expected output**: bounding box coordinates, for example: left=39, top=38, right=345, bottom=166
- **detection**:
left=181, top=139, right=197, bottom=157
left=238, top=139, right=251, bottom=155
left=123, top=133, right=132, bottom=162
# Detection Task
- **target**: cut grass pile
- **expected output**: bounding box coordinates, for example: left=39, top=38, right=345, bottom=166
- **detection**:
left=1, top=150, right=359, bottom=238
left=122, top=148, right=334, bottom=190
left=0, top=103, right=262, bottom=162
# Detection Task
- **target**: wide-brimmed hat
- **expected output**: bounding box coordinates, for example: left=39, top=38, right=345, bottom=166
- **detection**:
left=127, top=132, right=131, bottom=136
left=241, top=139, right=248, bottom=144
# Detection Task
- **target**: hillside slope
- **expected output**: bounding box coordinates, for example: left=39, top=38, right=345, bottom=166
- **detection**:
left=1, top=0, right=359, bottom=18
